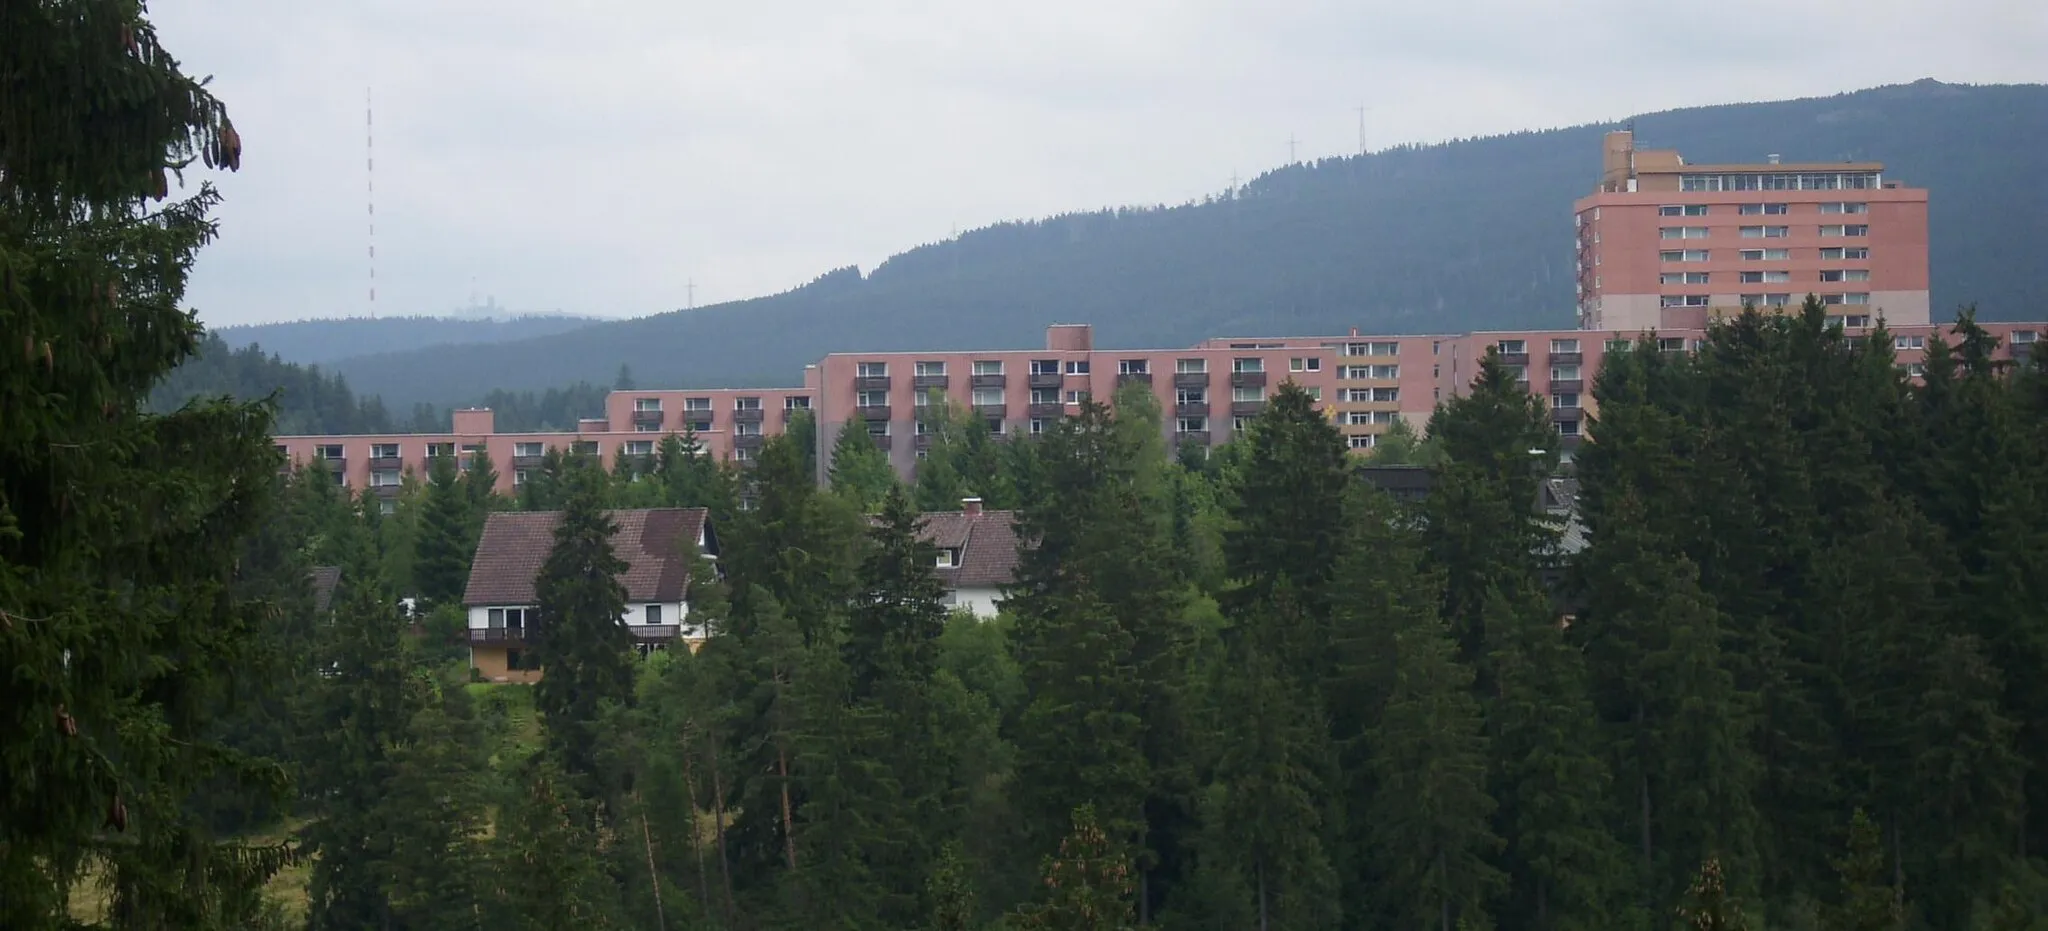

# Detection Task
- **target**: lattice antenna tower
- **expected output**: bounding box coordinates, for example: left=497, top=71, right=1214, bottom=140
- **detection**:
left=366, top=87, right=377, bottom=318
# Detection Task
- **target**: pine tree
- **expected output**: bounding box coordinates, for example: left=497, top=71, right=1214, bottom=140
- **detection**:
left=489, top=758, right=622, bottom=931
left=927, top=843, right=980, bottom=931
left=461, top=445, right=502, bottom=526
left=1824, top=810, right=1902, bottom=931
left=414, top=452, right=474, bottom=608
left=1677, top=858, right=1751, bottom=931
left=1012, top=806, right=1138, bottom=931
left=380, top=685, right=492, bottom=931
left=844, top=486, right=952, bottom=697
left=1222, top=381, right=1352, bottom=670
left=532, top=465, right=636, bottom=792
left=0, top=7, right=291, bottom=920
left=830, top=417, right=900, bottom=513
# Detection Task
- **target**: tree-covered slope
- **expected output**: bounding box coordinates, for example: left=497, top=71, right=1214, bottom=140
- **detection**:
left=215, top=313, right=602, bottom=366
left=311, top=80, right=2048, bottom=407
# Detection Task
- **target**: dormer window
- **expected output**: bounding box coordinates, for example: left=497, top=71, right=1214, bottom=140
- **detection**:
left=936, top=548, right=961, bottom=568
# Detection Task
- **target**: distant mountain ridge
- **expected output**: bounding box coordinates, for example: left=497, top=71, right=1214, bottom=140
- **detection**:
left=280, top=80, right=2043, bottom=410
left=215, top=313, right=603, bottom=366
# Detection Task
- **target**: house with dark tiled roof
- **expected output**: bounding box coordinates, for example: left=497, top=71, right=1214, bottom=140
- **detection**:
left=461, top=507, right=716, bottom=683
left=309, top=566, right=343, bottom=615
left=914, top=498, right=1021, bottom=618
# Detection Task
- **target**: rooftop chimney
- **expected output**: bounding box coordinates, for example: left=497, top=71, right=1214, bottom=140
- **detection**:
left=1349, top=326, right=1360, bottom=337
left=962, top=497, right=983, bottom=516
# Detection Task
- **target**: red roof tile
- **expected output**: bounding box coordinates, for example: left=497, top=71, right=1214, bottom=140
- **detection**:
left=915, top=509, right=1022, bottom=590
left=462, top=508, right=710, bottom=607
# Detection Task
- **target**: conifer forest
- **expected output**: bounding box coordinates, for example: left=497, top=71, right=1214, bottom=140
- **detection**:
left=10, top=4, right=2048, bottom=931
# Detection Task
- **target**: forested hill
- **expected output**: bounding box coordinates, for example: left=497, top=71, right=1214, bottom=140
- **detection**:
left=316, top=79, right=2047, bottom=409
left=215, top=313, right=601, bottom=366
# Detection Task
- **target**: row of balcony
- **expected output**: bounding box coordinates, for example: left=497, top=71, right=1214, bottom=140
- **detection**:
left=856, top=397, right=1276, bottom=423
left=632, top=407, right=801, bottom=426
left=467, top=624, right=688, bottom=644
left=1493, top=350, right=1582, bottom=366
left=859, top=371, right=1266, bottom=391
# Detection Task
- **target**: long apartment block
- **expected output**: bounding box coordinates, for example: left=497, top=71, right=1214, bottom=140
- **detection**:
left=278, top=319, right=2041, bottom=498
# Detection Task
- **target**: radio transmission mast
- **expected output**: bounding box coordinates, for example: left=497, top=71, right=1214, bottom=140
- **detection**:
left=366, top=87, right=377, bottom=318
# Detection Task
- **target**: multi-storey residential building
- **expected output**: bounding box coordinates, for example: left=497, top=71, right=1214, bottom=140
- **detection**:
left=1574, top=129, right=1930, bottom=332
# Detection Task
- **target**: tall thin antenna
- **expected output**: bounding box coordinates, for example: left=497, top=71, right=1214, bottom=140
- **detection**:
left=1355, top=105, right=1370, bottom=156
left=366, top=87, right=376, bottom=318
left=686, top=278, right=696, bottom=310
left=1287, top=133, right=1299, bottom=164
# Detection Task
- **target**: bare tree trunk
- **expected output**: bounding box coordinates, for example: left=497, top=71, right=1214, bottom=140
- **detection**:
left=707, top=732, right=737, bottom=927
left=641, top=804, right=668, bottom=931
left=681, top=744, right=714, bottom=929
left=777, top=744, right=799, bottom=871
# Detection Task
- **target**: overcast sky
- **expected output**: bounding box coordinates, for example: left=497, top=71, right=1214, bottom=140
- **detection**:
left=150, top=0, right=2045, bottom=328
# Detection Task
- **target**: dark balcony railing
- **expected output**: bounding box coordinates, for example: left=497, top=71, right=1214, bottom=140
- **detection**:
left=1550, top=351, right=1583, bottom=366
left=1173, top=372, right=1210, bottom=389
left=912, top=374, right=950, bottom=390
left=1175, top=431, right=1212, bottom=446
left=734, top=433, right=766, bottom=448
left=316, top=457, right=347, bottom=471
left=972, top=404, right=1008, bottom=419
left=1116, top=372, right=1152, bottom=386
left=1550, top=379, right=1584, bottom=395
left=782, top=405, right=811, bottom=420
left=857, top=405, right=891, bottom=421
left=1560, top=434, right=1584, bottom=449
left=970, top=373, right=1006, bottom=389
left=1498, top=351, right=1531, bottom=366
left=913, top=404, right=949, bottom=421
left=854, top=375, right=892, bottom=391
left=870, top=433, right=893, bottom=451
left=1230, top=371, right=1267, bottom=388
left=1027, top=372, right=1061, bottom=389
left=468, top=627, right=534, bottom=644
left=1231, top=401, right=1267, bottom=417
left=511, top=455, right=544, bottom=469
left=1175, top=402, right=1210, bottom=417
left=368, top=456, right=402, bottom=473
left=1552, top=407, right=1584, bottom=422
left=731, top=408, right=765, bottom=424
left=630, top=624, right=682, bottom=641
left=914, top=433, right=934, bottom=449
left=631, top=409, right=664, bottom=425
left=1026, top=402, right=1063, bottom=418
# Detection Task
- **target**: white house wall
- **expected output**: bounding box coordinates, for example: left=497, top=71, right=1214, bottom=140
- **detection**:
left=468, top=602, right=694, bottom=634
left=953, top=587, right=1004, bottom=619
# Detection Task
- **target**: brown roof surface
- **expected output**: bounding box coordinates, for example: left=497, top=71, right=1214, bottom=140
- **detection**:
left=309, top=566, right=342, bottom=614
left=915, top=509, right=1022, bottom=590
left=462, top=508, right=709, bottom=607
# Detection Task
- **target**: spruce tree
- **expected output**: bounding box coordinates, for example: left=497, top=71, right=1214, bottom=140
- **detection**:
left=380, top=686, right=492, bottom=931
left=1677, top=858, right=1751, bottom=931
left=532, top=465, right=636, bottom=791
left=414, top=453, right=474, bottom=608
left=1222, top=381, right=1352, bottom=669
left=1364, top=612, right=1504, bottom=931
left=1824, top=809, right=1902, bottom=931
left=1012, top=806, right=1138, bottom=931
left=830, top=417, right=900, bottom=513
left=489, top=758, right=622, bottom=931
left=461, top=445, right=501, bottom=527
left=0, top=4, right=292, bottom=923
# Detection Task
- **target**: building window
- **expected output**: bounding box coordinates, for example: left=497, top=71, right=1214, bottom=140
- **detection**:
left=1115, top=359, right=1150, bottom=375
left=634, top=423, right=658, bottom=433
left=425, top=442, right=455, bottom=458
left=914, top=360, right=947, bottom=377
left=1175, top=417, right=1208, bottom=433
left=645, top=604, right=664, bottom=625
left=1738, top=203, right=1790, bottom=215
left=1176, top=358, right=1208, bottom=374
left=1232, top=417, right=1252, bottom=432
left=972, top=360, right=1003, bottom=376
left=1064, top=390, right=1089, bottom=404
left=986, top=418, right=1005, bottom=434
left=935, top=549, right=957, bottom=569
left=687, top=420, right=711, bottom=433
left=1658, top=204, right=1709, bottom=216
left=1029, top=419, right=1046, bottom=435
left=1659, top=249, right=1710, bottom=262
left=512, top=442, right=542, bottom=457
left=1739, top=225, right=1790, bottom=239
left=1738, top=248, right=1791, bottom=261
left=1659, top=226, right=1710, bottom=239
left=915, top=419, right=936, bottom=436
left=1819, top=202, right=1869, bottom=214
left=1820, top=246, right=1871, bottom=261
left=315, top=444, right=344, bottom=459
left=623, top=441, right=653, bottom=456
left=1558, top=419, right=1581, bottom=437
left=1553, top=392, right=1581, bottom=409
left=972, top=388, right=1003, bottom=407
left=1831, top=315, right=1872, bottom=329
left=1064, top=360, right=1090, bottom=376
left=1232, top=386, right=1264, bottom=403
left=1289, top=357, right=1321, bottom=372
left=1347, top=410, right=1396, bottom=426
left=1549, top=338, right=1580, bottom=353
left=1550, top=364, right=1582, bottom=381
left=684, top=396, right=711, bottom=412
left=857, top=361, right=889, bottom=377
left=1737, top=270, right=1791, bottom=284
left=1819, top=269, right=1871, bottom=282
left=1895, top=335, right=1927, bottom=351
left=571, top=440, right=599, bottom=456
left=634, top=397, right=662, bottom=412
left=1497, top=339, right=1526, bottom=354
left=1342, top=340, right=1400, bottom=356
left=369, top=470, right=401, bottom=488
left=735, top=396, right=762, bottom=411
left=1901, top=362, right=1926, bottom=377
left=2013, top=330, right=2039, bottom=345
left=370, top=443, right=399, bottom=459
left=1820, top=224, right=1870, bottom=237
left=735, top=423, right=762, bottom=437
left=785, top=395, right=812, bottom=410
left=513, top=469, right=531, bottom=486
left=1175, top=388, right=1207, bottom=405
left=857, top=390, right=888, bottom=407
left=1660, top=294, right=1713, bottom=308
left=1232, top=357, right=1264, bottom=373
left=1659, top=272, right=1710, bottom=285
left=1030, top=388, right=1059, bottom=405
left=913, top=390, right=937, bottom=408
left=1029, top=359, right=1059, bottom=376
left=1371, top=387, right=1399, bottom=403
left=733, top=447, right=756, bottom=462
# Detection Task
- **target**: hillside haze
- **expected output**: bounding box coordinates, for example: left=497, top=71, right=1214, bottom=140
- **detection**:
left=311, top=80, right=2046, bottom=409
left=216, top=313, right=603, bottom=365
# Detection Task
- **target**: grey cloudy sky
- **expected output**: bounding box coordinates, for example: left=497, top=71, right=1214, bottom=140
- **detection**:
left=150, top=0, right=2045, bottom=328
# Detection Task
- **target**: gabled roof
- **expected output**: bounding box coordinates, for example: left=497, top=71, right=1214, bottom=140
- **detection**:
left=914, top=508, right=1022, bottom=590
left=462, top=508, right=711, bottom=607
left=309, top=566, right=342, bottom=615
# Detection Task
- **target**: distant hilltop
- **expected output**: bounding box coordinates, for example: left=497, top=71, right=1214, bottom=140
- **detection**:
left=214, top=312, right=606, bottom=366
